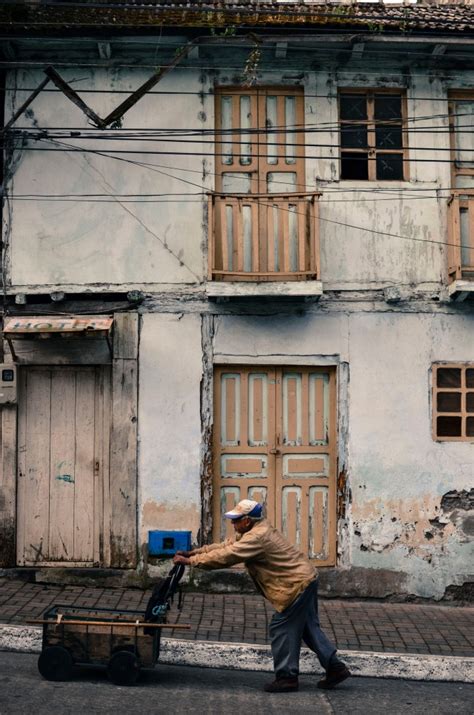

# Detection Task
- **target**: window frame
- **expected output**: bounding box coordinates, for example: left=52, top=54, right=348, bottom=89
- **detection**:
left=214, top=85, right=305, bottom=194
left=448, top=90, right=474, bottom=186
left=432, top=363, right=474, bottom=442
left=338, top=88, right=409, bottom=182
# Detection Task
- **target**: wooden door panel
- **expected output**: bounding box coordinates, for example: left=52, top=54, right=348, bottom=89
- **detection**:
left=17, top=367, right=111, bottom=566
left=17, top=369, right=52, bottom=564
left=276, top=368, right=335, bottom=565
left=213, top=367, right=275, bottom=542
left=49, top=369, right=76, bottom=561
left=72, top=369, right=96, bottom=561
left=213, top=365, right=336, bottom=564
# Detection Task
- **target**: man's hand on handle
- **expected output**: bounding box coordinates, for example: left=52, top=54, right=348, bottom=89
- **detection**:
left=173, top=553, right=192, bottom=565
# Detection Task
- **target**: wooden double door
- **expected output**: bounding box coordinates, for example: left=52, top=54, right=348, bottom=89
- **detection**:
left=16, top=366, right=111, bottom=566
left=213, top=366, right=337, bottom=565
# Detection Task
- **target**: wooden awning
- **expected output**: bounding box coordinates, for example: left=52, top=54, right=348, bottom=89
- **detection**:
left=2, top=316, right=113, bottom=361
left=3, top=316, right=113, bottom=337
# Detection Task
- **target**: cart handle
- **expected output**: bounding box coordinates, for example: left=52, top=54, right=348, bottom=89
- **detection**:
left=26, top=619, right=191, bottom=629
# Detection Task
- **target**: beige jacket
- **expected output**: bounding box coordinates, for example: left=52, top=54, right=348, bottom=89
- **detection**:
left=189, top=519, right=317, bottom=612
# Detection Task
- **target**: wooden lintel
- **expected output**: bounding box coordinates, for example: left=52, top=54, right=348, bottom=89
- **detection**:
left=97, top=42, right=112, bottom=60
left=1, top=77, right=50, bottom=135
left=275, top=41, right=287, bottom=60
left=44, top=66, right=104, bottom=128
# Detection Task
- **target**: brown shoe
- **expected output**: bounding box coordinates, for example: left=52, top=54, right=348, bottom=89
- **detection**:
left=317, top=664, right=351, bottom=689
left=264, top=677, right=299, bottom=693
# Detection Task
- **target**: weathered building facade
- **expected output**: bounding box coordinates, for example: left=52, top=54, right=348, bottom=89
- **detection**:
left=0, top=0, right=473, bottom=600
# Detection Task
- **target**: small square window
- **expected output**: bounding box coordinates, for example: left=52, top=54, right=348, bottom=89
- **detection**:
left=437, top=416, right=462, bottom=437
left=341, top=152, right=369, bottom=180
left=433, top=364, right=474, bottom=441
left=437, top=367, right=461, bottom=388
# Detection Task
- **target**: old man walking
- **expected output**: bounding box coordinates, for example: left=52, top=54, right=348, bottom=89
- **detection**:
left=173, top=499, right=350, bottom=692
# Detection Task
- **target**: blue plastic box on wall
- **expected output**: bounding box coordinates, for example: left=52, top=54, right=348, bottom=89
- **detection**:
left=148, top=530, right=192, bottom=556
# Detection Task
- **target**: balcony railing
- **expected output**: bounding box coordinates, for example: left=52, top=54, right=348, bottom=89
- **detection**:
left=208, top=192, right=320, bottom=282
left=448, top=190, right=474, bottom=282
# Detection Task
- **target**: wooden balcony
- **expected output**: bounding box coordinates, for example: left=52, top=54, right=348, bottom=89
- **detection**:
left=208, top=193, right=321, bottom=285
left=448, top=191, right=474, bottom=300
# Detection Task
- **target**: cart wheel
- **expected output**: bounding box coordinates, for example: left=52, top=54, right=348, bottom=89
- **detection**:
left=38, top=646, right=73, bottom=682
left=107, top=650, right=140, bottom=686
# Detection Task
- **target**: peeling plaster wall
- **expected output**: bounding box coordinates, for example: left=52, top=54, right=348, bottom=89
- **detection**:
left=213, top=310, right=473, bottom=599
left=348, top=312, right=474, bottom=599
left=138, top=313, right=203, bottom=552
left=3, top=66, right=463, bottom=291
left=5, top=68, right=213, bottom=287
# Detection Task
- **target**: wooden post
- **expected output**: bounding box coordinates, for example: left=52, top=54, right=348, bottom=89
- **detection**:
left=109, top=312, right=139, bottom=568
left=0, top=405, right=17, bottom=567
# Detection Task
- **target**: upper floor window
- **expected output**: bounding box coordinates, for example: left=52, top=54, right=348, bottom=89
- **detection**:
left=447, top=93, right=474, bottom=285
left=432, top=364, right=474, bottom=441
left=339, top=90, right=407, bottom=181
left=215, top=87, right=305, bottom=194
left=449, top=92, right=474, bottom=189
left=209, top=88, right=320, bottom=283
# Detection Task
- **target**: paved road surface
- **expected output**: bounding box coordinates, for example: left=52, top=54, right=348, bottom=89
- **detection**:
left=0, top=652, right=472, bottom=714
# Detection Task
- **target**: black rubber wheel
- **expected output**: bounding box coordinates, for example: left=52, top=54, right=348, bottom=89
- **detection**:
left=107, top=650, right=140, bottom=686
left=38, top=646, right=74, bottom=682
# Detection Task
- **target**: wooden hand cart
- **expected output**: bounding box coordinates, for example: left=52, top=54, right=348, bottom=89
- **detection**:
left=29, top=604, right=190, bottom=686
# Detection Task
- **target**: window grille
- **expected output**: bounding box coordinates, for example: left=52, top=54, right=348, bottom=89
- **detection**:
left=432, top=364, right=474, bottom=441
left=339, top=90, right=407, bottom=181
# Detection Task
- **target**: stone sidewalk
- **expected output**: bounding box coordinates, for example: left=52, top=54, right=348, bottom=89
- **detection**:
left=0, top=577, right=473, bottom=657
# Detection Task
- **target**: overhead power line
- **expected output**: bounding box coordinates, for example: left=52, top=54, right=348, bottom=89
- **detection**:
left=16, top=135, right=472, bottom=254
left=19, top=139, right=470, bottom=165
left=10, top=130, right=474, bottom=154
left=2, top=60, right=474, bottom=80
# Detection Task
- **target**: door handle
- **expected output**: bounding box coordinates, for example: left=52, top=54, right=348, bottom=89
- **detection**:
left=269, top=448, right=281, bottom=455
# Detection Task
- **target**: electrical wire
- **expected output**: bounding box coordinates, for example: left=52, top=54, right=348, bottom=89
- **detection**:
left=19, top=139, right=470, bottom=164
left=23, top=135, right=474, bottom=253
left=11, top=130, right=474, bottom=154
left=3, top=60, right=474, bottom=79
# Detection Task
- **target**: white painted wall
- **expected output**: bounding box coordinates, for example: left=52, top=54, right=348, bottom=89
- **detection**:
left=138, top=313, right=203, bottom=547
left=4, top=66, right=461, bottom=290
left=212, top=310, right=474, bottom=598
left=6, top=68, right=213, bottom=288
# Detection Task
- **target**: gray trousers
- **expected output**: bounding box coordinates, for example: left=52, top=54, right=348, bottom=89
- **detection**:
left=269, top=579, right=342, bottom=679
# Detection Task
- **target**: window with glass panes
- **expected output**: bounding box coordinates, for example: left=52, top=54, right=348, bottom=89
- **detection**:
left=447, top=93, right=474, bottom=277
left=432, top=364, right=474, bottom=441
left=339, top=90, right=407, bottom=181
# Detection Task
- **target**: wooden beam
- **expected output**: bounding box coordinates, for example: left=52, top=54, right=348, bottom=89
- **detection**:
left=275, top=41, right=287, bottom=60
left=0, top=406, right=18, bottom=567
left=2, top=41, right=15, bottom=60
left=27, top=619, right=191, bottom=630
left=109, top=312, right=138, bottom=568
left=97, top=42, right=111, bottom=60
left=432, top=44, right=447, bottom=57
left=100, top=42, right=195, bottom=128
left=351, top=42, right=365, bottom=61
left=44, top=66, right=103, bottom=128
left=1, top=77, right=50, bottom=135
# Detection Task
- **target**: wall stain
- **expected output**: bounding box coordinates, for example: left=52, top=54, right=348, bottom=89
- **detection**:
left=56, top=474, right=74, bottom=484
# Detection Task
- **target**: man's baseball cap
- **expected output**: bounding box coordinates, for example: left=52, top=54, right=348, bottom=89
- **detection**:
left=224, top=499, right=263, bottom=520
